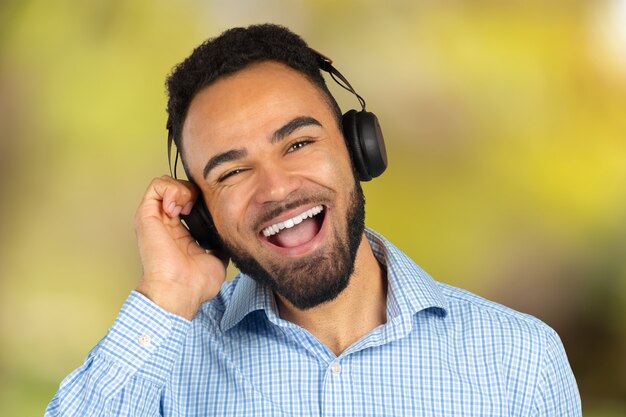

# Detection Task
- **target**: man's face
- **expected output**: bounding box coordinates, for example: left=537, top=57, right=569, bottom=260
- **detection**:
left=181, top=61, right=365, bottom=310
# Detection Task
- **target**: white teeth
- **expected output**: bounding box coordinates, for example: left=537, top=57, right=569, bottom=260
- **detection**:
left=261, top=205, right=324, bottom=237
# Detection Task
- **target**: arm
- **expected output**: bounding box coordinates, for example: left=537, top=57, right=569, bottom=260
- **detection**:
left=531, top=328, right=582, bottom=416
left=45, top=292, right=190, bottom=417
left=45, top=176, right=227, bottom=416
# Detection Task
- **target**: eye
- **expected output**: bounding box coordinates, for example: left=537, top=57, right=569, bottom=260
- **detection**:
left=287, top=140, right=312, bottom=153
left=217, top=168, right=247, bottom=183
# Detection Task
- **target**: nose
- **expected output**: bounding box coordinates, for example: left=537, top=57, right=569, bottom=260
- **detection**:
left=252, top=162, right=302, bottom=205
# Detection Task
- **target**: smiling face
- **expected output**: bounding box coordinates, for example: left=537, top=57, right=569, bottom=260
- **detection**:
left=181, top=61, right=365, bottom=309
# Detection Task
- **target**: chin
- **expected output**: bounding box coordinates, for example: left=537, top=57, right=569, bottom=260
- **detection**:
left=226, top=181, right=366, bottom=310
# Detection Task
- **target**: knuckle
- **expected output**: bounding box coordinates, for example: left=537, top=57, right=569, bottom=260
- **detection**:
left=147, top=177, right=165, bottom=192
left=180, top=187, right=192, bottom=199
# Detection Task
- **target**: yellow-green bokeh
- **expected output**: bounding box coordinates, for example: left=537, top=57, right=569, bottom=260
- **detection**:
left=1, top=1, right=625, bottom=415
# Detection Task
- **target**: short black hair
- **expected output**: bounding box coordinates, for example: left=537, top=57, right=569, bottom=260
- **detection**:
left=165, top=23, right=342, bottom=158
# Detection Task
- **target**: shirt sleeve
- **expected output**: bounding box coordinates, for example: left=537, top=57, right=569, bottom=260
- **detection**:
left=531, top=327, right=582, bottom=416
left=45, top=291, right=191, bottom=417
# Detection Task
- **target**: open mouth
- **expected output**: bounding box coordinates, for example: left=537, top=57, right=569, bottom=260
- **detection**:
left=259, top=205, right=326, bottom=250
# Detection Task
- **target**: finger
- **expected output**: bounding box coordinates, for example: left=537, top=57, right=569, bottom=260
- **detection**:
left=181, top=201, right=194, bottom=216
left=145, top=176, right=199, bottom=218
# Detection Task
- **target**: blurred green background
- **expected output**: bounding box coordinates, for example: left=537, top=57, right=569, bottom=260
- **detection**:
left=1, top=0, right=625, bottom=415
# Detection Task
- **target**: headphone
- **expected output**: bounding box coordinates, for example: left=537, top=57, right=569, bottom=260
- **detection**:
left=167, top=50, right=388, bottom=250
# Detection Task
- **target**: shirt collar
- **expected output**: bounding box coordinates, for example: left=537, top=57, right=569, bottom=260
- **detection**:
left=220, top=273, right=276, bottom=332
left=220, top=228, right=448, bottom=332
left=364, top=228, right=448, bottom=319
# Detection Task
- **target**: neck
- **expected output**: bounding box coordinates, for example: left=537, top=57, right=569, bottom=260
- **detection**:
left=275, top=233, right=387, bottom=356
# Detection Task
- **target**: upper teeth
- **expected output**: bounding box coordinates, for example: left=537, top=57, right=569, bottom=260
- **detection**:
left=262, top=205, right=324, bottom=237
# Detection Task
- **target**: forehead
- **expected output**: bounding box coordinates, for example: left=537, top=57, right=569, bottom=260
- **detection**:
left=181, top=61, right=333, bottom=161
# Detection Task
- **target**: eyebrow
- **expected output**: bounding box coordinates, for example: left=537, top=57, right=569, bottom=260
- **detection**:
left=202, top=116, right=323, bottom=179
left=203, top=149, right=246, bottom=179
left=271, top=116, right=322, bottom=144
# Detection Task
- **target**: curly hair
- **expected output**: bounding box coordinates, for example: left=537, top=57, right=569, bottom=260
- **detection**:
left=165, top=23, right=342, bottom=157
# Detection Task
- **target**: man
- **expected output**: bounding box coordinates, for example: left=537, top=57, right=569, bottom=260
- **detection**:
left=46, top=24, right=581, bottom=416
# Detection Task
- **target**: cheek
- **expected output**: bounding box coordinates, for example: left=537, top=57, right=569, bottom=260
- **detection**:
left=325, top=147, right=356, bottom=190
left=305, top=145, right=354, bottom=184
left=208, top=190, right=248, bottom=239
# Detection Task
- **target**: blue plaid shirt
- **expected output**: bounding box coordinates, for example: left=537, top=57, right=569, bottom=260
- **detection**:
left=46, top=229, right=581, bottom=416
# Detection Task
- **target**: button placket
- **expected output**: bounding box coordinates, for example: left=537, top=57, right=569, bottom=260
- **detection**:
left=321, top=358, right=358, bottom=416
left=330, top=361, right=342, bottom=374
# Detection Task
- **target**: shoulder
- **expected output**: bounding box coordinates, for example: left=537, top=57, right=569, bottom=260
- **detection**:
left=437, top=281, right=559, bottom=347
left=434, top=280, right=575, bottom=395
left=435, top=282, right=580, bottom=411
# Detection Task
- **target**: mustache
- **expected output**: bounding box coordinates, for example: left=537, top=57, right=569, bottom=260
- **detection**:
left=253, top=196, right=327, bottom=231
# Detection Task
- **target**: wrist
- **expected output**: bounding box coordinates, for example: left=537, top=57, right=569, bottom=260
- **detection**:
left=136, top=279, right=201, bottom=320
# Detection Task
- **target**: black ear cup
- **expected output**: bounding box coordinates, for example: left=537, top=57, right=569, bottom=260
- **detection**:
left=180, top=197, right=222, bottom=250
left=342, top=110, right=369, bottom=180
left=342, top=109, right=388, bottom=181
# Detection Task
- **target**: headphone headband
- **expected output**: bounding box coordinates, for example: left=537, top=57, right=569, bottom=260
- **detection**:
left=309, top=49, right=367, bottom=110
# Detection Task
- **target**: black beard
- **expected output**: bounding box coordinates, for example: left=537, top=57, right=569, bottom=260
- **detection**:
left=223, top=180, right=366, bottom=310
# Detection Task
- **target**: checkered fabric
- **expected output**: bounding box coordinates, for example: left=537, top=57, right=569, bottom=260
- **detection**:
left=46, top=228, right=581, bottom=416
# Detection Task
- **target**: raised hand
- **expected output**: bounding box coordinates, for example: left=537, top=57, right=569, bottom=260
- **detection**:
left=134, top=176, right=227, bottom=320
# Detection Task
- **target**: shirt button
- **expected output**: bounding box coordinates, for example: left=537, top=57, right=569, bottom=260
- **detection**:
left=138, top=334, right=152, bottom=347
left=330, top=362, right=342, bottom=374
